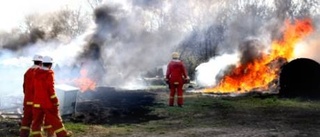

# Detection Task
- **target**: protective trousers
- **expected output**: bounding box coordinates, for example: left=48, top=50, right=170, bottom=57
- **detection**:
left=31, top=107, right=68, bottom=137
left=20, top=105, right=54, bottom=137
left=20, top=105, right=33, bottom=137
left=169, top=83, right=184, bottom=106
left=43, top=117, right=55, bottom=137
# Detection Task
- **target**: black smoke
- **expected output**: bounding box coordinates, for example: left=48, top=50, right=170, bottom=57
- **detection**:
left=76, top=1, right=192, bottom=87
left=238, top=39, right=264, bottom=65
left=1, top=28, right=45, bottom=51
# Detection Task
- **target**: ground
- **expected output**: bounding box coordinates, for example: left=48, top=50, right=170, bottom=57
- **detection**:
left=1, top=87, right=320, bottom=137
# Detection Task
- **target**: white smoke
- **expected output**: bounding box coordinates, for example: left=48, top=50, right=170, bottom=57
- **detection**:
left=0, top=51, right=28, bottom=109
left=195, top=53, right=240, bottom=87
left=294, top=32, right=320, bottom=63
left=85, top=0, right=228, bottom=88
left=0, top=33, right=90, bottom=109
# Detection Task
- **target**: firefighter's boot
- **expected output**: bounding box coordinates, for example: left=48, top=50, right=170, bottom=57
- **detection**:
left=44, top=128, right=55, bottom=137
left=66, top=131, right=73, bottom=137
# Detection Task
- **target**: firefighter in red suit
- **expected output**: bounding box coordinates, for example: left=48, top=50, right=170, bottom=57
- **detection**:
left=165, top=52, right=189, bottom=107
left=20, top=55, right=44, bottom=137
left=31, top=56, right=73, bottom=137
left=20, top=55, right=55, bottom=137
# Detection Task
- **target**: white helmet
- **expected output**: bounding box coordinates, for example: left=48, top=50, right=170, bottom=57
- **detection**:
left=42, top=56, right=53, bottom=63
left=33, top=55, right=43, bottom=61
left=172, top=52, right=180, bottom=59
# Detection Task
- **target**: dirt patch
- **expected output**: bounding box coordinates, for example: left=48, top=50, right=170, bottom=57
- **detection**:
left=0, top=118, right=20, bottom=137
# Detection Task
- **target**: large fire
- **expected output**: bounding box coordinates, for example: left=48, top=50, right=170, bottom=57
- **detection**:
left=56, top=68, right=97, bottom=92
left=74, top=69, right=97, bottom=92
left=204, top=18, right=314, bottom=93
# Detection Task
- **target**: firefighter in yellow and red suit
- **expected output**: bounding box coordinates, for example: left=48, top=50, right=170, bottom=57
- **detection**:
left=20, top=55, right=55, bottom=137
left=20, top=55, right=44, bottom=137
left=31, top=56, right=73, bottom=137
left=165, top=52, right=189, bottom=107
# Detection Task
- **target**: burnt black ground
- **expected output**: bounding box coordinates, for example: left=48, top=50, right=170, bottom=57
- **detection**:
left=71, top=87, right=164, bottom=124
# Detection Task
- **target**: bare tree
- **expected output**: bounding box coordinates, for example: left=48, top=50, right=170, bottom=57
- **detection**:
left=21, top=6, right=90, bottom=41
left=87, top=0, right=103, bottom=10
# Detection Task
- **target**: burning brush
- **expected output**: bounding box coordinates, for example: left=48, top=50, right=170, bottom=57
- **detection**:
left=203, top=18, right=313, bottom=93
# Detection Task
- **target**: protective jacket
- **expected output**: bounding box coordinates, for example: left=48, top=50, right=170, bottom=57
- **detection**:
left=33, top=68, right=58, bottom=108
left=23, top=65, right=39, bottom=106
left=32, top=67, right=69, bottom=137
left=20, top=65, right=40, bottom=137
left=166, top=59, right=188, bottom=84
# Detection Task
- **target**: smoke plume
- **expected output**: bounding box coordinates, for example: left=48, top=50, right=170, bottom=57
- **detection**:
left=79, top=0, right=219, bottom=87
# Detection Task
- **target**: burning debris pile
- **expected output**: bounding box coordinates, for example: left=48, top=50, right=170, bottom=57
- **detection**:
left=72, top=87, right=161, bottom=124
left=202, top=18, right=314, bottom=94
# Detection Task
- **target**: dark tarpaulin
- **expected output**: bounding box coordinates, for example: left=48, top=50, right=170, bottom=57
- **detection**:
left=279, top=58, right=320, bottom=99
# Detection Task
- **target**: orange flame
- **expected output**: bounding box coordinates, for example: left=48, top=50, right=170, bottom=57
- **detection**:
left=74, top=69, right=97, bottom=92
left=205, top=18, right=314, bottom=93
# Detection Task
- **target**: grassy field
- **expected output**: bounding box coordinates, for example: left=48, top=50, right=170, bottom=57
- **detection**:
left=62, top=91, right=320, bottom=137
left=1, top=88, right=320, bottom=136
